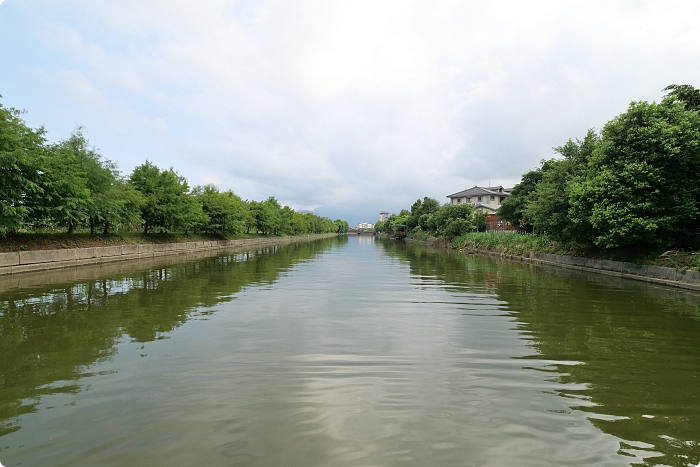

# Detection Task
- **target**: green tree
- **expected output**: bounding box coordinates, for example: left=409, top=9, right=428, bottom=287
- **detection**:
left=663, top=84, right=700, bottom=112
left=474, top=211, right=487, bottom=232
left=501, top=130, right=597, bottom=237
left=289, top=212, right=308, bottom=235
left=497, top=168, right=544, bottom=229
left=193, top=185, right=248, bottom=236
left=408, top=197, right=440, bottom=229
left=426, top=203, right=475, bottom=238
left=42, top=145, right=91, bottom=234
left=278, top=205, right=294, bottom=235
left=53, top=128, right=143, bottom=235
left=250, top=198, right=282, bottom=235
left=100, top=179, right=144, bottom=234
left=0, top=100, right=46, bottom=233
left=569, top=99, right=700, bottom=249
left=130, top=161, right=191, bottom=234
left=333, top=219, right=349, bottom=234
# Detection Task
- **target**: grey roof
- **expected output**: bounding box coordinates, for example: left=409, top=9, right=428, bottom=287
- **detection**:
left=446, top=186, right=512, bottom=198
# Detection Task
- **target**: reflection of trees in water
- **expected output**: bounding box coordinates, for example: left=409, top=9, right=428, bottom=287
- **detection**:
left=380, top=240, right=700, bottom=467
left=377, top=240, right=505, bottom=295
left=0, top=238, right=339, bottom=438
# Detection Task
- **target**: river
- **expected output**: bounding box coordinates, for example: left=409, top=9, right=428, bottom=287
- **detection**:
left=1, top=236, right=699, bottom=467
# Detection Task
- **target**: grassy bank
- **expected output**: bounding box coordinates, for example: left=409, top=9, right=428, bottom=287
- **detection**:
left=0, top=231, right=319, bottom=253
left=449, top=232, right=700, bottom=271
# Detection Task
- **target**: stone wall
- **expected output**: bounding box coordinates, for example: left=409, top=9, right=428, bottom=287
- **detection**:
left=473, top=249, right=700, bottom=292
left=0, top=234, right=338, bottom=277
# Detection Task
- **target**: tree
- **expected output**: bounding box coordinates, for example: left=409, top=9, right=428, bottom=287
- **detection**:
left=474, top=211, right=487, bottom=232
left=193, top=185, right=248, bottom=236
left=42, top=145, right=91, bottom=234
left=250, top=199, right=281, bottom=235
left=52, top=127, right=143, bottom=235
left=426, top=203, right=475, bottom=238
left=569, top=99, right=700, bottom=249
left=179, top=192, right=208, bottom=235
left=500, top=130, right=598, bottom=238
left=130, top=161, right=191, bottom=234
left=0, top=99, right=46, bottom=233
left=663, top=84, right=700, bottom=112
left=278, top=206, right=294, bottom=235
left=525, top=131, right=598, bottom=241
left=99, top=179, right=144, bottom=234
left=333, top=219, right=349, bottom=233
left=408, top=197, right=440, bottom=229
left=497, top=168, right=544, bottom=230
left=289, top=212, right=308, bottom=235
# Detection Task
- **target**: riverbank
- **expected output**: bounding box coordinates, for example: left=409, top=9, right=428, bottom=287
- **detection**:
left=0, top=233, right=339, bottom=277
left=401, top=232, right=700, bottom=292
left=450, top=232, right=700, bottom=271
left=0, top=232, right=285, bottom=253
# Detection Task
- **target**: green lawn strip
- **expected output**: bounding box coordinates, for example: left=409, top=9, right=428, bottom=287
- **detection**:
left=448, top=232, right=700, bottom=272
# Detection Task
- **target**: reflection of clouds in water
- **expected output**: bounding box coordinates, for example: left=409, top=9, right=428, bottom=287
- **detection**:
left=257, top=238, right=625, bottom=466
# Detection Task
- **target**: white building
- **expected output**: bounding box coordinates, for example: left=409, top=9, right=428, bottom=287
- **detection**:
left=379, top=212, right=389, bottom=222
left=446, top=186, right=512, bottom=215
left=356, top=222, right=374, bottom=229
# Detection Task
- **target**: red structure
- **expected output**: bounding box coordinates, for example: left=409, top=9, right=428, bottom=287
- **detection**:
left=485, top=214, right=517, bottom=232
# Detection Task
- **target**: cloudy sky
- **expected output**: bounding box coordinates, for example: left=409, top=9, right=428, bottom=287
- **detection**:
left=1, top=1, right=699, bottom=225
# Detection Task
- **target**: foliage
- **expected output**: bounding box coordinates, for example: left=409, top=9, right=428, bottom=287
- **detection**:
left=451, top=231, right=559, bottom=255
left=333, top=219, right=349, bottom=234
left=192, top=185, right=247, bottom=235
left=664, top=84, right=700, bottom=112
left=497, top=168, right=543, bottom=230
left=378, top=200, right=479, bottom=239
left=502, top=85, right=700, bottom=252
left=250, top=198, right=282, bottom=235
left=474, top=211, right=487, bottom=232
left=41, top=143, right=92, bottom=234
left=0, top=100, right=47, bottom=233
left=568, top=99, right=700, bottom=249
left=0, top=95, right=354, bottom=239
left=130, top=161, right=193, bottom=234
left=53, top=128, right=144, bottom=234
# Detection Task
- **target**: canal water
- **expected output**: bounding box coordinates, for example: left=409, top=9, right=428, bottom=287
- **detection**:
left=1, top=236, right=699, bottom=467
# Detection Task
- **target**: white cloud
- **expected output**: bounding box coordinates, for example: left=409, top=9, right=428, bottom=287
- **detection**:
left=3, top=0, right=700, bottom=224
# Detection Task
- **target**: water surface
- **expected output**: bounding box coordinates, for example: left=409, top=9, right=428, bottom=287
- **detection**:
left=1, top=236, right=699, bottom=466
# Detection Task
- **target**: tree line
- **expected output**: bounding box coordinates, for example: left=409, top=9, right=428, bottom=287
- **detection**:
left=375, top=196, right=487, bottom=238
left=0, top=98, right=349, bottom=237
left=498, top=84, right=700, bottom=252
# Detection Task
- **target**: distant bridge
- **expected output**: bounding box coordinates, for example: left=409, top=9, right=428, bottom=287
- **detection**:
left=347, top=228, right=376, bottom=236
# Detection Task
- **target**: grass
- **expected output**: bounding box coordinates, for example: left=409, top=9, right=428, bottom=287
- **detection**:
left=450, top=232, right=576, bottom=256
left=449, top=231, right=700, bottom=271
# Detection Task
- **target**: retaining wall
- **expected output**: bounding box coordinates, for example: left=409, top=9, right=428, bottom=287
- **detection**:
left=472, top=249, right=700, bottom=292
left=0, top=234, right=338, bottom=277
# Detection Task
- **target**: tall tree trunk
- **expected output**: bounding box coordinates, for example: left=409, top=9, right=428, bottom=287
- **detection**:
left=67, top=221, right=74, bottom=235
left=103, top=222, right=109, bottom=235
left=90, top=217, right=95, bottom=235
left=143, top=221, right=149, bottom=235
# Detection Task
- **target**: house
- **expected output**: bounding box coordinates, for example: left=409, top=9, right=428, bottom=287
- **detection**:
left=379, top=212, right=389, bottom=222
left=446, top=186, right=517, bottom=232
left=446, top=186, right=511, bottom=215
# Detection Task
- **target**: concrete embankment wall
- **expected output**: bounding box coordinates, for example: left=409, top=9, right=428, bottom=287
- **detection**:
left=0, top=234, right=338, bottom=277
left=472, top=249, right=700, bottom=292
